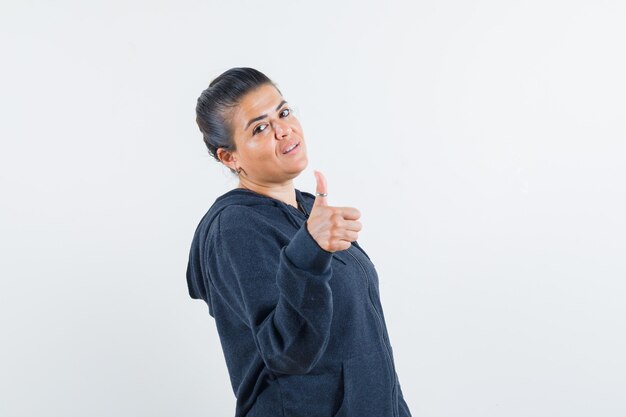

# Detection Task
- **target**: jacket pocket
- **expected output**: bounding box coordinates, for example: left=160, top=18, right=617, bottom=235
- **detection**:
left=279, top=365, right=344, bottom=417
left=334, top=350, right=394, bottom=417
left=333, top=395, right=347, bottom=417
left=332, top=362, right=346, bottom=417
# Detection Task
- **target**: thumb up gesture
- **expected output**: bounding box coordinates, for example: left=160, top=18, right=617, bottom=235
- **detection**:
left=306, top=170, right=362, bottom=252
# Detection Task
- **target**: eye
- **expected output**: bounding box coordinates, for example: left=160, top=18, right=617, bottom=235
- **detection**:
left=252, top=124, right=267, bottom=135
left=252, top=107, right=292, bottom=136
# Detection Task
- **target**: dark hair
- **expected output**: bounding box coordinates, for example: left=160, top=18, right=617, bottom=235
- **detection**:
left=195, top=67, right=281, bottom=175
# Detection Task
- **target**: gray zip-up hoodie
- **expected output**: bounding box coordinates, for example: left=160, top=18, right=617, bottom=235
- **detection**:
left=186, top=187, right=412, bottom=417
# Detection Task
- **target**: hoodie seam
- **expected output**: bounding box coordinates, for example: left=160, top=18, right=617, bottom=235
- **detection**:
left=274, top=377, right=287, bottom=417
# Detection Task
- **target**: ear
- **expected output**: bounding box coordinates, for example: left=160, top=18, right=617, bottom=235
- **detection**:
left=217, top=147, right=238, bottom=171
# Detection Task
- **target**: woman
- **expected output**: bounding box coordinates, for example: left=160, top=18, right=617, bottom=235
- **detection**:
left=186, top=67, right=412, bottom=417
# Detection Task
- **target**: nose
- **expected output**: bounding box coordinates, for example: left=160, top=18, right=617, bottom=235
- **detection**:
left=273, top=120, right=292, bottom=140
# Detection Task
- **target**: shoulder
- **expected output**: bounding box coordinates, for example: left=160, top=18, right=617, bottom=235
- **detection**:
left=214, top=205, right=287, bottom=245
left=211, top=205, right=287, bottom=257
left=217, top=205, right=271, bottom=230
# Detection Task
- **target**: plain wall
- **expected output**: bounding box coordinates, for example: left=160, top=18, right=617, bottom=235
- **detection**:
left=1, top=0, right=625, bottom=416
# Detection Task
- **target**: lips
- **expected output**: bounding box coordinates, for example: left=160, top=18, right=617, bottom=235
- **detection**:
left=281, top=141, right=300, bottom=154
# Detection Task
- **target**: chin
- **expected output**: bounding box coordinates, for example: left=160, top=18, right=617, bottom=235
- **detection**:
left=296, top=154, right=309, bottom=170
left=287, top=158, right=308, bottom=178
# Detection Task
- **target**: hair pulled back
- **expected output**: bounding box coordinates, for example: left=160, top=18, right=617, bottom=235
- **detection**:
left=195, top=67, right=281, bottom=175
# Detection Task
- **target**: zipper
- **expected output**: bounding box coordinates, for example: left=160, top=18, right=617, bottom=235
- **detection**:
left=297, top=199, right=308, bottom=216
left=290, top=199, right=398, bottom=416
left=345, top=249, right=398, bottom=417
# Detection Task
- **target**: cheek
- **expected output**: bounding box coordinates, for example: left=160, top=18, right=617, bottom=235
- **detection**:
left=248, top=139, right=279, bottom=160
left=292, top=118, right=302, bottom=130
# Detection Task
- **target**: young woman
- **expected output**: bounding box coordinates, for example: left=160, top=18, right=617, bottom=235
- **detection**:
left=187, top=67, right=412, bottom=417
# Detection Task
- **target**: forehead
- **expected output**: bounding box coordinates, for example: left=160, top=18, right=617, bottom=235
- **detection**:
left=231, top=84, right=283, bottom=131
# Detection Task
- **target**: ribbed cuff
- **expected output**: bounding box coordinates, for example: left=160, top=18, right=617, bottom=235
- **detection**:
left=284, top=221, right=333, bottom=273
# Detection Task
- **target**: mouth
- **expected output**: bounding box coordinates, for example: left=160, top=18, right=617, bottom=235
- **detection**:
left=282, top=141, right=301, bottom=154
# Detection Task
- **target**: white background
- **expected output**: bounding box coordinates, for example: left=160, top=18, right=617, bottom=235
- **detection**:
left=1, top=1, right=625, bottom=416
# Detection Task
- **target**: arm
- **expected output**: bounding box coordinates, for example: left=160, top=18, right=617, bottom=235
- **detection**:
left=208, top=206, right=334, bottom=375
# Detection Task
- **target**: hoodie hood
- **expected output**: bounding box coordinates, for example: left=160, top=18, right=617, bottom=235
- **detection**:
left=186, top=187, right=315, bottom=312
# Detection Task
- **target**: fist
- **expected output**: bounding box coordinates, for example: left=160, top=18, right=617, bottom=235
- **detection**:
left=306, top=170, right=363, bottom=252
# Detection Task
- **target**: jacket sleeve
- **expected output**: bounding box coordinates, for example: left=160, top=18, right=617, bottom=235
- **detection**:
left=207, top=206, right=334, bottom=375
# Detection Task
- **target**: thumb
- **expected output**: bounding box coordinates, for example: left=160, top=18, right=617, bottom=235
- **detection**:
left=312, top=169, right=329, bottom=207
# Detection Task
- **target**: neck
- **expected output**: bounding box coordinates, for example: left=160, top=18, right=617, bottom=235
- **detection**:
left=237, top=179, right=298, bottom=209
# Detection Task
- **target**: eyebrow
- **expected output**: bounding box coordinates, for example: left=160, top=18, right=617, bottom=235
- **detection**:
left=245, top=100, right=288, bottom=131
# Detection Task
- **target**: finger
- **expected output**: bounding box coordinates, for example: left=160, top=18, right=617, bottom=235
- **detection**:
left=335, top=207, right=361, bottom=220
left=339, top=229, right=360, bottom=243
left=331, top=239, right=353, bottom=252
left=313, top=169, right=329, bottom=207
left=342, top=219, right=363, bottom=232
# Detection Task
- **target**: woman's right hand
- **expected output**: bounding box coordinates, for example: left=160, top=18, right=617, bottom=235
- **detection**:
left=306, top=170, right=363, bottom=252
